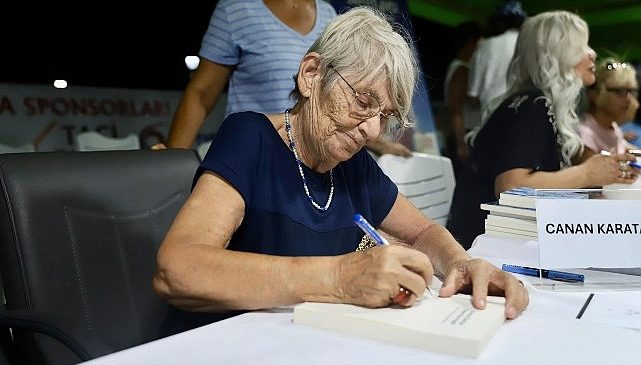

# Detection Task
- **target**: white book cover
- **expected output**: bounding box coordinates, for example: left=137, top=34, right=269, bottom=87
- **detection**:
left=499, top=187, right=589, bottom=209
left=480, top=202, right=537, bottom=219
left=487, top=210, right=537, bottom=221
left=484, top=228, right=538, bottom=241
left=485, top=215, right=538, bottom=233
left=293, top=293, right=505, bottom=358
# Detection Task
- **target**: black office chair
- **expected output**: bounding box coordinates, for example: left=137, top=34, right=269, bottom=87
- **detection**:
left=0, top=150, right=200, bottom=364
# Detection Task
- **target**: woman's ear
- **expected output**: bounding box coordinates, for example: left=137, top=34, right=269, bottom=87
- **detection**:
left=296, top=52, right=322, bottom=98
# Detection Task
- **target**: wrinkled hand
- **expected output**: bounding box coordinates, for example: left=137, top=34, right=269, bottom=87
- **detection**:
left=439, top=258, right=529, bottom=319
left=335, top=245, right=433, bottom=308
left=380, top=142, right=412, bottom=157
left=582, top=153, right=638, bottom=186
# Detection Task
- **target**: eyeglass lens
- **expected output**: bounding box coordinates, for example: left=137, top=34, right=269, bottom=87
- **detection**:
left=607, top=88, right=639, bottom=97
left=352, top=94, right=379, bottom=118
left=329, top=66, right=397, bottom=123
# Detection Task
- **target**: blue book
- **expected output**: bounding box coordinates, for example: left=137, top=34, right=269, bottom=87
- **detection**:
left=498, top=187, right=589, bottom=209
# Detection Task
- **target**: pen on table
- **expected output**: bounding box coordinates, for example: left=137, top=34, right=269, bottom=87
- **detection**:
left=501, top=264, right=585, bottom=283
left=353, top=214, right=424, bottom=299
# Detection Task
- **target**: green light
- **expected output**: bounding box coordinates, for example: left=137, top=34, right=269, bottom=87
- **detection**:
left=583, top=6, right=641, bottom=26
left=408, top=0, right=469, bottom=27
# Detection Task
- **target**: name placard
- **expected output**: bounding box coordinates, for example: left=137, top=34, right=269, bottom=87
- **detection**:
left=536, top=199, right=641, bottom=268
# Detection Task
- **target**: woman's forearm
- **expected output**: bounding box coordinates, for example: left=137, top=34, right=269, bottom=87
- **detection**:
left=154, top=244, right=340, bottom=312
left=495, top=166, right=590, bottom=196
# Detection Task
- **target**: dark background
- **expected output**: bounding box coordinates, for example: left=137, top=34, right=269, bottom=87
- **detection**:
left=0, top=1, right=455, bottom=100
left=1, top=2, right=217, bottom=89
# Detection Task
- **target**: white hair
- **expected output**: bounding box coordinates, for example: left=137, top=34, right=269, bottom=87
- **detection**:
left=292, top=7, right=417, bottom=128
left=504, top=11, right=589, bottom=162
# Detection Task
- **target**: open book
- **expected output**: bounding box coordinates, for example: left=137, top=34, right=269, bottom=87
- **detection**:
left=293, top=293, right=505, bottom=358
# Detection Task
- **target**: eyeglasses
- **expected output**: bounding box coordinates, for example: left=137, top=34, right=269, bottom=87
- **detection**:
left=328, top=66, right=398, bottom=123
left=606, top=62, right=631, bottom=71
left=606, top=87, right=639, bottom=98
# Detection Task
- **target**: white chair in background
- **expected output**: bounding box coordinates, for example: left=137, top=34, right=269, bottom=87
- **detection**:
left=377, top=152, right=455, bottom=225
left=0, top=142, right=35, bottom=154
left=75, top=131, right=140, bottom=151
left=0, top=121, right=57, bottom=154
left=196, top=140, right=213, bottom=161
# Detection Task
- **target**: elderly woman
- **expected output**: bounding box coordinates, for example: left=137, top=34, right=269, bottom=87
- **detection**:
left=153, top=7, right=528, bottom=336
left=578, top=57, right=640, bottom=153
left=447, top=11, right=639, bottom=248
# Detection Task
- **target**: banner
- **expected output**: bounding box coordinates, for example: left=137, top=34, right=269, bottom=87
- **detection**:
left=0, top=83, right=225, bottom=151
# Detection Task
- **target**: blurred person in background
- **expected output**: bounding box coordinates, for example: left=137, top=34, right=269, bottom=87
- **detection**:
left=162, top=0, right=410, bottom=157
left=164, top=0, right=335, bottom=149
left=443, top=21, right=482, bottom=171
left=579, top=57, right=640, bottom=153
left=467, top=0, right=527, bottom=121
left=447, top=11, right=638, bottom=248
left=620, top=62, right=641, bottom=145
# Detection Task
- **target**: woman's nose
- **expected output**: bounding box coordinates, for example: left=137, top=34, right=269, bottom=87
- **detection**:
left=358, top=115, right=382, bottom=140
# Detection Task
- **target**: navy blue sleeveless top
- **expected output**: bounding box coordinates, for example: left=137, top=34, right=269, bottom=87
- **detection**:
left=161, top=111, right=397, bottom=336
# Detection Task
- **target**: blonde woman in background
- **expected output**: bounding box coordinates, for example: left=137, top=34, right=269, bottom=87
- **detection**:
left=447, top=11, right=639, bottom=248
left=578, top=57, right=640, bottom=154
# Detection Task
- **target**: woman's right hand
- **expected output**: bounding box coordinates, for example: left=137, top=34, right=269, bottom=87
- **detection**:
left=581, top=152, right=639, bottom=186
left=334, top=245, right=433, bottom=308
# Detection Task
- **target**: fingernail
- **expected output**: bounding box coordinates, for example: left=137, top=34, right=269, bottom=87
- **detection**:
left=478, top=298, right=486, bottom=308
left=506, top=305, right=515, bottom=318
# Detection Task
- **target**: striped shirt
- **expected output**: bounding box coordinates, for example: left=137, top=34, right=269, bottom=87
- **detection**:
left=200, top=0, right=336, bottom=116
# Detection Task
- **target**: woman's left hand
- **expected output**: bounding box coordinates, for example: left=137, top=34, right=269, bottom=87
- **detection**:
left=438, top=258, right=529, bottom=319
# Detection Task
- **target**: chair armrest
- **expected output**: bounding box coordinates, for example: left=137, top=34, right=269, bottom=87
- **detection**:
left=0, top=307, right=113, bottom=361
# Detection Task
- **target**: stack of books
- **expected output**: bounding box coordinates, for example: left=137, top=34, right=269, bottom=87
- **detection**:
left=480, top=187, right=589, bottom=240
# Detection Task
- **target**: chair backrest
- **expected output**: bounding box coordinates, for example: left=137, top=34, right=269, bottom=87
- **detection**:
left=0, top=150, right=200, bottom=364
left=377, top=153, right=456, bottom=225
left=75, top=131, right=140, bottom=151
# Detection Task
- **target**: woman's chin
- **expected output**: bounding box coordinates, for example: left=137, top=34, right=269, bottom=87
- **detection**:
left=331, top=147, right=360, bottom=163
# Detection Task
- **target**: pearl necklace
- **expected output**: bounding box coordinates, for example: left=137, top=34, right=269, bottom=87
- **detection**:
left=284, top=109, right=334, bottom=211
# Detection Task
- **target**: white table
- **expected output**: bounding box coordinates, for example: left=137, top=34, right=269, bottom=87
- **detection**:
left=81, top=288, right=641, bottom=364
left=81, top=234, right=641, bottom=364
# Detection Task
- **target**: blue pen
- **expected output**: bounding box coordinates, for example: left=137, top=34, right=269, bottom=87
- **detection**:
left=354, top=214, right=418, bottom=300
left=502, top=264, right=584, bottom=283
left=353, top=214, right=389, bottom=246
left=629, top=162, right=641, bottom=169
